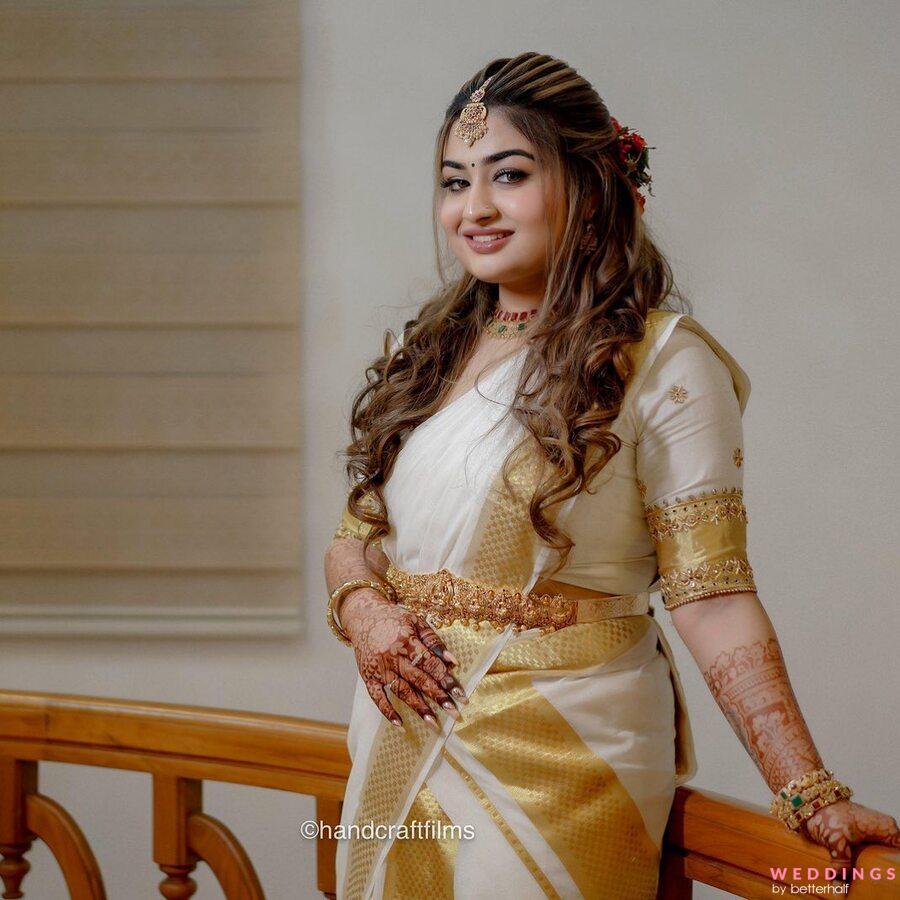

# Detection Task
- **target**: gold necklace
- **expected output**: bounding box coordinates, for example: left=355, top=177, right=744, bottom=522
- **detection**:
left=484, top=305, right=540, bottom=340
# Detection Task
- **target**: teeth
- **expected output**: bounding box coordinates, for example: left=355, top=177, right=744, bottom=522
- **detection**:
left=470, top=233, right=509, bottom=243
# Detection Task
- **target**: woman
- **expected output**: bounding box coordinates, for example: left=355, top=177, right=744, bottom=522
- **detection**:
left=324, top=52, right=899, bottom=900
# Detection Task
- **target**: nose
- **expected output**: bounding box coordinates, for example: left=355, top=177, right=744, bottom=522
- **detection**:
left=463, top=177, right=497, bottom=222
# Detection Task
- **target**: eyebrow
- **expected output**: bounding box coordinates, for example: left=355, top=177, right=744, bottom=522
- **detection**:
left=441, top=149, right=535, bottom=170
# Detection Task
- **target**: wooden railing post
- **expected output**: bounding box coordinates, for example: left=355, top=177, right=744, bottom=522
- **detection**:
left=152, top=774, right=202, bottom=899
left=316, top=796, right=342, bottom=899
left=657, top=845, right=693, bottom=898
left=0, top=758, right=36, bottom=900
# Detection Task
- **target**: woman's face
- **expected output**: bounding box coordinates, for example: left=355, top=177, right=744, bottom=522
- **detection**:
left=439, top=108, right=561, bottom=293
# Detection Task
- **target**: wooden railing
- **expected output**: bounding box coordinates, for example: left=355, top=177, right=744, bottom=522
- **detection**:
left=0, top=689, right=896, bottom=899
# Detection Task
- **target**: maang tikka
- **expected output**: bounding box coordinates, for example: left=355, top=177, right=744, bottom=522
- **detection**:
left=453, top=75, right=495, bottom=147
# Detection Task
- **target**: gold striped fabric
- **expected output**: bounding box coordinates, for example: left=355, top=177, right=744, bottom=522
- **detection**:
left=449, top=616, right=663, bottom=898
left=340, top=620, right=506, bottom=900
left=381, top=781, right=458, bottom=899
left=341, top=421, right=556, bottom=898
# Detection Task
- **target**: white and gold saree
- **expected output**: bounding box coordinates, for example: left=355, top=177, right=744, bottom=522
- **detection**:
left=333, top=309, right=755, bottom=899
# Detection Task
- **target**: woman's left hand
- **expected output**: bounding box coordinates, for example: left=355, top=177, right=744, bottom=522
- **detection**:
left=800, top=799, right=900, bottom=867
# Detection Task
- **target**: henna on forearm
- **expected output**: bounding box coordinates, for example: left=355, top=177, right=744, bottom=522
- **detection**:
left=701, top=634, right=823, bottom=792
left=674, top=596, right=900, bottom=860
left=324, top=534, right=392, bottom=617
left=673, top=593, right=826, bottom=792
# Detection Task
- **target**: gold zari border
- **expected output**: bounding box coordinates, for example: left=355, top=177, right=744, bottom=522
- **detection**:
left=440, top=749, right=561, bottom=900
left=644, top=487, right=747, bottom=542
left=659, top=556, right=756, bottom=609
left=333, top=521, right=361, bottom=540
left=332, top=491, right=382, bottom=544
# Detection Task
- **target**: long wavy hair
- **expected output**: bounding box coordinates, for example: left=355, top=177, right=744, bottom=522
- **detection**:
left=341, top=51, right=689, bottom=577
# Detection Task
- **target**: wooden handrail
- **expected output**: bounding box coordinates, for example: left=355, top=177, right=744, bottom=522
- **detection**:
left=0, top=688, right=350, bottom=898
left=0, top=688, right=350, bottom=795
left=658, top=786, right=898, bottom=898
left=0, top=688, right=896, bottom=898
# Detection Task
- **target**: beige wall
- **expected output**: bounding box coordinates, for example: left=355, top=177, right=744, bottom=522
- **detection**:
left=1, top=1, right=897, bottom=897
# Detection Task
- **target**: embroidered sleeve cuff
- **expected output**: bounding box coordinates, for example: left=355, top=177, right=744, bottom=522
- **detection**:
left=644, top=488, right=757, bottom=610
left=332, top=494, right=382, bottom=544
left=333, top=521, right=366, bottom=541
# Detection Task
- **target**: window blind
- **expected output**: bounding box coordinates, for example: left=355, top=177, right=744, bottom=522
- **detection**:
left=0, top=1, right=301, bottom=635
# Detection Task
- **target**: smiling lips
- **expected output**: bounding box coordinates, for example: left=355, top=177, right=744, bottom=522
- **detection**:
left=464, top=230, right=513, bottom=253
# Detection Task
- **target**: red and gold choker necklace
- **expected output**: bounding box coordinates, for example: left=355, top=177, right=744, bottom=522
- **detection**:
left=485, top=305, right=540, bottom=339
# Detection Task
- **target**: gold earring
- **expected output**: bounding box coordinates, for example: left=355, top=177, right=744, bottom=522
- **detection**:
left=454, top=76, right=495, bottom=147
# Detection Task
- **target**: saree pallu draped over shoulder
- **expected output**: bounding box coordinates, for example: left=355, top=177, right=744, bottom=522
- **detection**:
left=335, top=310, right=699, bottom=900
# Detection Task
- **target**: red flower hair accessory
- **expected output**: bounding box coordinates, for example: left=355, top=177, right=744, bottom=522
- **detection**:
left=610, top=116, right=655, bottom=211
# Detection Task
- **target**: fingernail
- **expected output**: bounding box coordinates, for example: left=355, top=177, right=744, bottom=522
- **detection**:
left=451, top=686, right=468, bottom=703
left=423, top=714, right=441, bottom=732
left=831, top=850, right=837, bottom=857
left=391, top=717, right=404, bottom=729
left=441, top=700, right=460, bottom=718
left=443, top=650, right=460, bottom=666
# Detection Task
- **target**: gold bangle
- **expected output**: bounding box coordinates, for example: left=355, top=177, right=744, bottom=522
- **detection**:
left=326, top=600, right=354, bottom=646
left=771, top=777, right=840, bottom=818
left=326, top=578, right=397, bottom=647
left=769, top=768, right=854, bottom=830
left=781, top=782, right=853, bottom=831
left=772, top=767, right=832, bottom=802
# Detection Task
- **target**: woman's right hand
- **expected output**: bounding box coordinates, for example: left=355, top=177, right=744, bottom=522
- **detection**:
left=340, top=588, right=466, bottom=731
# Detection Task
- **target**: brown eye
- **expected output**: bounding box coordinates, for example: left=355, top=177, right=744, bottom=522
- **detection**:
left=496, top=168, right=527, bottom=184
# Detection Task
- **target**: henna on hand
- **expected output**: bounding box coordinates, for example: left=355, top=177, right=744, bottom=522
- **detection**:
left=340, top=588, right=466, bottom=730
left=701, top=636, right=823, bottom=792
left=802, top=800, right=900, bottom=866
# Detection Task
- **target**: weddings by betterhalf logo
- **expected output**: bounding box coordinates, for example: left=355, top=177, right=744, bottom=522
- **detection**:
left=770, top=865, right=896, bottom=894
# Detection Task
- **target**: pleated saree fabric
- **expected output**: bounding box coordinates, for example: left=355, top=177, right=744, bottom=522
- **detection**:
left=334, top=309, right=754, bottom=899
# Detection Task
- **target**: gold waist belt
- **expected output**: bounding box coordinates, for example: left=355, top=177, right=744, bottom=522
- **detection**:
left=384, top=563, right=650, bottom=634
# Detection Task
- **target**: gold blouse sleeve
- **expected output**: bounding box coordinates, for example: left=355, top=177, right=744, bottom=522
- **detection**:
left=644, top=488, right=756, bottom=609
left=332, top=491, right=382, bottom=544
left=634, top=323, right=757, bottom=611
